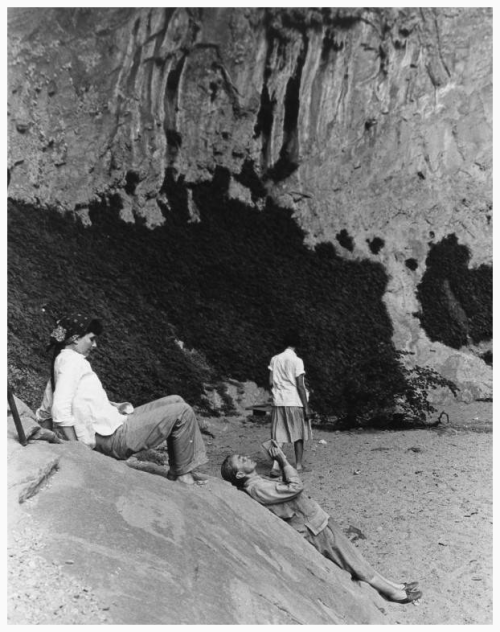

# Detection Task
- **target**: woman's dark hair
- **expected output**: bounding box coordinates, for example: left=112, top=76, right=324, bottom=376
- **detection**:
left=283, top=329, right=301, bottom=349
left=87, top=319, right=103, bottom=337
left=49, top=318, right=102, bottom=390
left=221, top=455, right=245, bottom=488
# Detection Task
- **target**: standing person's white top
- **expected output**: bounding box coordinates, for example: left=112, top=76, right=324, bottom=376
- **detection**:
left=268, top=347, right=305, bottom=407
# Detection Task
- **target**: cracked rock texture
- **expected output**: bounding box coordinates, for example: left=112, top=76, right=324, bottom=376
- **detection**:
left=7, top=7, right=492, bottom=397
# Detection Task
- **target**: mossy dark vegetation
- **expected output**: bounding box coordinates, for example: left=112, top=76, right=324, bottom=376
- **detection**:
left=367, top=237, right=385, bottom=255
left=340, top=348, right=459, bottom=428
left=335, top=228, right=354, bottom=252
left=481, top=351, right=492, bottom=367
left=405, top=258, right=418, bottom=271
left=417, top=234, right=492, bottom=350
left=8, top=169, right=454, bottom=423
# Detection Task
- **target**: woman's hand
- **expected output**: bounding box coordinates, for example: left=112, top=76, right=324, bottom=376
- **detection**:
left=118, top=402, right=134, bottom=414
left=61, top=426, right=78, bottom=441
left=269, top=445, right=287, bottom=464
left=198, top=418, right=217, bottom=438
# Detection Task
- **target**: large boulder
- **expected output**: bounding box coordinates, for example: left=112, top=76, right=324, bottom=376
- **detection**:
left=7, top=412, right=386, bottom=624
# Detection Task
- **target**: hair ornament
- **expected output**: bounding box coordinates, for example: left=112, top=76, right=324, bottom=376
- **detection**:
left=51, top=324, right=67, bottom=343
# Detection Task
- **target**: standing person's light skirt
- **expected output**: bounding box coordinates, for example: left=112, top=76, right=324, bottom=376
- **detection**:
left=271, top=406, right=312, bottom=443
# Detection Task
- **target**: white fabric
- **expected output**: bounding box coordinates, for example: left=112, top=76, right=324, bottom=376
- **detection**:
left=36, top=349, right=125, bottom=448
left=268, top=348, right=305, bottom=407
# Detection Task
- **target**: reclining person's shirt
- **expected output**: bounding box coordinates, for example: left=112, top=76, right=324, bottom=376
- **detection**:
left=243, top=463, right=329, bottom=536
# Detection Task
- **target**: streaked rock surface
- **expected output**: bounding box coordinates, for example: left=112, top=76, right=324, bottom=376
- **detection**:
left=7, top=7, right=492, bottom=397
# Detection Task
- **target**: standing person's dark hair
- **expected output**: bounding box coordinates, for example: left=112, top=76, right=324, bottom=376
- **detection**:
left=282, top=330, right=301, bottom=349
left=46, top=314, right=102, bottom=391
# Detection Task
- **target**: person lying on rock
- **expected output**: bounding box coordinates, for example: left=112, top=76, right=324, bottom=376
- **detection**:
left=221, top=444, right=422, bottom=604
left=36, top=313, right=208, bottom=485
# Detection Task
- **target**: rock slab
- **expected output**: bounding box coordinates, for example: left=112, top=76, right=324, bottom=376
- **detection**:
left=8, top=415, right=386, bottom=624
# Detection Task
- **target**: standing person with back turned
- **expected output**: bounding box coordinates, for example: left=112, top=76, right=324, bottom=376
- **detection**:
left=36, top=313, right=208, bottom=485
left=268, top=330, right=311, bottom=477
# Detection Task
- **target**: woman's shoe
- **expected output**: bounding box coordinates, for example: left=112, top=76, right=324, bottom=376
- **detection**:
left=404, top=582, right=419, bottom=592
left=392, top=588, right=422, bottom=604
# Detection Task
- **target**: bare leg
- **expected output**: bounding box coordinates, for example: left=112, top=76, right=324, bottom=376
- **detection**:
left=367, top=572, right=407, bottom=600
left=382, top=577, right=413, bottom=591
left=366, top=571, right=421, bottom=601
left=309, top=522, right=420, bottom=602
left=294, top=439, right=304, bottom=470
left=371, top=575, right=418, bottom=592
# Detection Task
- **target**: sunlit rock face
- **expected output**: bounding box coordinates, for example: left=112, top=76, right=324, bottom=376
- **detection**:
left=8, top=7, right=492, bottom=399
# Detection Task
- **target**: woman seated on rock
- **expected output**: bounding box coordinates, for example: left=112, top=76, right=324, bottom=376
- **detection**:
left=36, top=313, right=208, bottom=485
left=221, top=444, right=422, bottom=604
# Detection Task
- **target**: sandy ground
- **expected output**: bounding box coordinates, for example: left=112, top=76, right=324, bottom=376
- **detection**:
left=8, top=401, right=492, bottom=625
left=200, top=400, right=493, bottom=626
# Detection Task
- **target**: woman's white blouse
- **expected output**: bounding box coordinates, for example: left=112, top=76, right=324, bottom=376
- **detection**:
left=268, top=348, right=305, bottom=407
left=37, top=349, right=125, bottom=448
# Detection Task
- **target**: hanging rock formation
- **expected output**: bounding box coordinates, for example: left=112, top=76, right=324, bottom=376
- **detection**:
left=8, top=7, right=492, bottom=401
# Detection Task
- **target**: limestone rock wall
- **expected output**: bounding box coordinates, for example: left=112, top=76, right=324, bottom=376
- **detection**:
left=8, top=7, right=492, bottom=399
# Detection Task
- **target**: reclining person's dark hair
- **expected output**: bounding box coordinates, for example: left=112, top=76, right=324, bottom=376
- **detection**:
left=221, top=455, right=245, bottom=488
